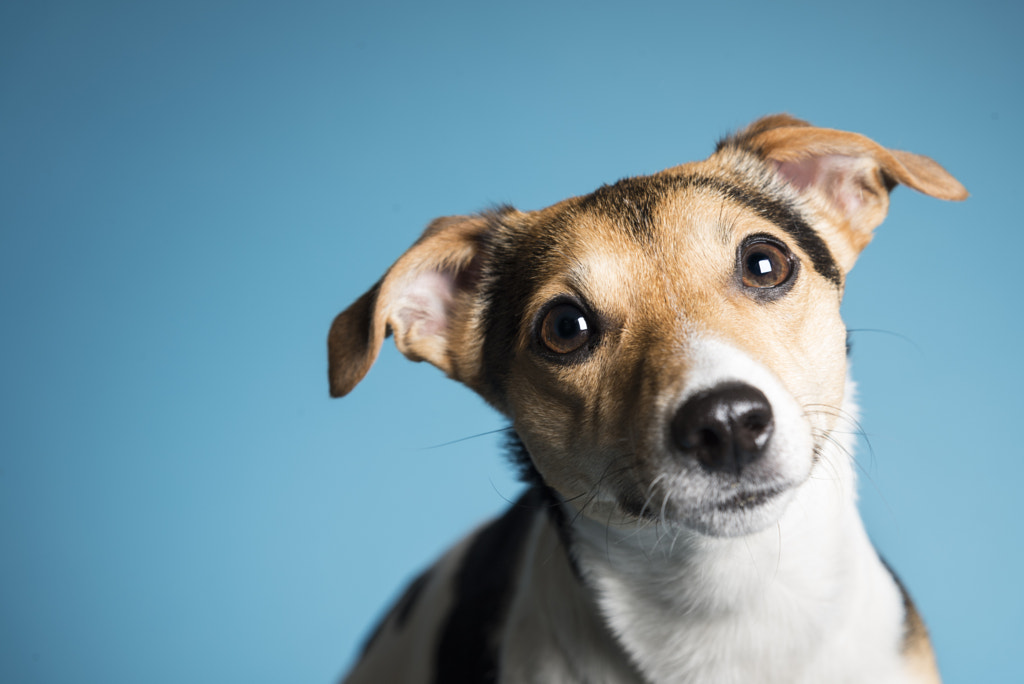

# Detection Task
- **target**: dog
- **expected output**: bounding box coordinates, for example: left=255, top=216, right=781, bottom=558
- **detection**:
left=329, top=115, right=967, bottom=683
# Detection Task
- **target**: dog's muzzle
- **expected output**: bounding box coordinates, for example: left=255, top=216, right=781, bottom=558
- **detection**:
left=670, top=382, right=774, bottom=477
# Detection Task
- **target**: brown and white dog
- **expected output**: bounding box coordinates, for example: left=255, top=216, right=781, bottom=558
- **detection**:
left=329, top=115, right=966, bottom=683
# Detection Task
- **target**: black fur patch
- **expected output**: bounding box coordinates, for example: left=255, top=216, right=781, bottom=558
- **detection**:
left=577, top=176, right=660, bottom=244
left=433, top=488, right=541, bottom=683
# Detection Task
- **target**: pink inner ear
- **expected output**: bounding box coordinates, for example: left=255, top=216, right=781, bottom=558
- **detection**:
left=774, top=154, right=873, bottom=218
left=393, top=269, right=457, bottom=338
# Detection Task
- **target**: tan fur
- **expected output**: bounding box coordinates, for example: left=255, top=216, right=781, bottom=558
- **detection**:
left=726, top=114, right=967, bottom=261
left=329, top=115, right=964, bottom=681
left=904, top=602, right=942, bottom=682
left=327, top=214, right=491, bottom=397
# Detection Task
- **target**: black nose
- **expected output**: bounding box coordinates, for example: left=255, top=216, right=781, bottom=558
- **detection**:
left=671, top=382, right=774, bottom=476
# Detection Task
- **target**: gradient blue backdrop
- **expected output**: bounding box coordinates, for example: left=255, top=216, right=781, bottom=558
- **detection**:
left=2, top=1, right=1020, bottom=682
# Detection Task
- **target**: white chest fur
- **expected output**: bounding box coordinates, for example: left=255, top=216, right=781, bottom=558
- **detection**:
left=567, top=429, right=912, bottom=683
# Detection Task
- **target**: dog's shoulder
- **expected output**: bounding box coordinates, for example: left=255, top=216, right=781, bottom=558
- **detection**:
left=881, top=558, right=942, bottom=683
left=343, top=489, right=546, bottom=684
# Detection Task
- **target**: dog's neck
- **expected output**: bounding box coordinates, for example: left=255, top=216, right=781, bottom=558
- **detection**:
left=546, top=397, right=908, bottom=683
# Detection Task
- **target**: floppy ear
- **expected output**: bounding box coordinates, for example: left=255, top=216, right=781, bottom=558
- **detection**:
left=740, top=115, right=967, bottom=253
left=327, top=214, right=491, bottom=397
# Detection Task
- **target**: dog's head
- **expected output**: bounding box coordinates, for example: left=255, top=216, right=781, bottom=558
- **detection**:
left=329, top=115, right=965, bottom=537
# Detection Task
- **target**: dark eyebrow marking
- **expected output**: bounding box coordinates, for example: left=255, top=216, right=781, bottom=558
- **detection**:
left=576, top=177, right=660, bottom=244
left=571, top=172, right=841, bottom=286
left=668, top=174, right=843, bottom=288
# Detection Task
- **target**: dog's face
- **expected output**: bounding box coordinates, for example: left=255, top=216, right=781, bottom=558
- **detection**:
left=329, top=115, right=966, bottom=537
left=478, top=174, right=850, bottom=537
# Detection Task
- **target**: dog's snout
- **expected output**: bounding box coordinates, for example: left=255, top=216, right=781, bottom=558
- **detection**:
left=671, top=383, right=774, bottom=476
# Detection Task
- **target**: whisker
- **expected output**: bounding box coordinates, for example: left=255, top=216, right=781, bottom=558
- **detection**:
left=667, top=523, right=684, bottom=558
left=773, top=521, right=782, bottom=581
left=846, top=328, right=926, bottom=358
left=657, top=488, right=674, bottom=550
left=421, top=426, right=515, bottom=450
left=489, top=479, right=519, bottom=505
left=809, top=430, right=847, bottom=499
left=801, top=402, right=878, bottom=476
left=802, top=403, right=874, bottom=454
left=639, top=473, right=668, bottom=521
left=569, top=458, right=634, bottom=529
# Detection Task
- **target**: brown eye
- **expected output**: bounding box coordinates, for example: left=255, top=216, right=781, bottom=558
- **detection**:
left=741, top=241, right=793, bottom=289
left=539, top=303, right=593, bottom=355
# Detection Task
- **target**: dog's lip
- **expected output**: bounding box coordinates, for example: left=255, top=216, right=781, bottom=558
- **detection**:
left=714, top=485, right=786, bottom=512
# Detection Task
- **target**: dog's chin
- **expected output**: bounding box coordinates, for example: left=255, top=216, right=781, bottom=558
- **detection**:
left=669, top=486, right=798, bottom=538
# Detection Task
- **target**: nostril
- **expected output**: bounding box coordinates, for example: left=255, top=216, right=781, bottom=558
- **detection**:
left=741, top=409, right=773, bottom=446
left=677, top=424, right=726, bottom=453
left=671, top=382, right=775, bottom=475
left=697, top=427, right=723, bottom=450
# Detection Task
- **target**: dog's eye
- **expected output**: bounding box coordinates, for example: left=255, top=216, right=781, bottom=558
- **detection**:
left=740, top=241, right=793, bottom=289
left=539, top=303, right=592, bottom=355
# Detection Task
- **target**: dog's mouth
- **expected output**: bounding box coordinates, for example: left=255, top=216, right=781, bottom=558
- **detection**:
left=620, top=471, right=800, bottom=537
left=713, top=485, right=785, bottom=512
left=619, top=473, right=794, bottom=522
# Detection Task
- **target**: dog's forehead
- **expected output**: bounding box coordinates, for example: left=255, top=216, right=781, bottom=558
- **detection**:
left=571, top=173, right=675, bottom=245
left=477, top=160, right=843, bottom=395
left=515, top=178, right=733, bottom=308
left=516, top=161, right=843, bottom=289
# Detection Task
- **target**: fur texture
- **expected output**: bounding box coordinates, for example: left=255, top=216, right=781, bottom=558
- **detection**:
left=330, top=115, right=966, bottom=683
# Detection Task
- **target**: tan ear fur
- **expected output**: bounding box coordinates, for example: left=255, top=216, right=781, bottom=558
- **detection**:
left=327, top=282, right=383, bottom=397
left=886, top=148, right=969, bottom=201
left=755, top=126, right=968, bottom=200
left=327, top=215, right=490, bottom=397
left=742, top=119, right=967, bottom=251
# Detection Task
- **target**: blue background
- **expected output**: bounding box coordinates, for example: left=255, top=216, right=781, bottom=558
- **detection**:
left=2, top=1, right=1020, bottom=682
